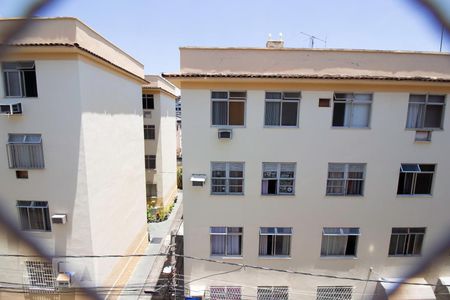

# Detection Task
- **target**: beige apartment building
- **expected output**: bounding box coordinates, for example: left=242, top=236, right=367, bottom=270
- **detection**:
left=142, top=75, right=179, bottom=208
left=165, top=44, right=450, bottom=299
left=0, top=18, right=148, bottom=298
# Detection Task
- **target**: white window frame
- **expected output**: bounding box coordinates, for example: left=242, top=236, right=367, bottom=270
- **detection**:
left=2, top=61, right=37, bottom=98
left=7, top=133, right=44, bottom=169
left=17, top=201, right=51, bottom=232
left=406, top=94, right=446, bottom=130
left=321, top=227, right=360, bottom=257
left=264, top=91, right=301, bottom=127
left=326, top=163, right=365, bottom=196
left=209, top=226, right=243, bottom=257
left=388, top=227, right=426, bottom=257
left=257, top=286, right=289, bottom=300
left=397, top=164, right=435, bottom=195
left=261, top=162, right=296, bottom=195
left=332, top=92, right=372, bottom=128
left=259, top=227, right=292, bottom=257
left=142, top=94, right=154, bottom=110
left=211, top=91, right=246, bottom=127
left=25, top=261, right=55, bottom=292
left=316, top=286, right=353, bottom=300
left=211, top=162, right=244, bottom=195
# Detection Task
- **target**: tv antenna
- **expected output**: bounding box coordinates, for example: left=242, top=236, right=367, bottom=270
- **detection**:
left=300, top=32, right=327, bottom=48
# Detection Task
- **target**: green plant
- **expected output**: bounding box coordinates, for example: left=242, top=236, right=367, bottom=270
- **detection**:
left=147, top=206, right=157, bottom=223
left=177, top=166, right=183, bottom=189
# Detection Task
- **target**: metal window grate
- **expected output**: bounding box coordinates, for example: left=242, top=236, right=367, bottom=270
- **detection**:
left=24, top=261, right=55, bottom=293
left=257, top=286, right=289, bottom=300
left=316, top=286, right=352, bottom=300
left=7, top=134, right=44, bottom=169
left=208, top=286, right=242, bottom=300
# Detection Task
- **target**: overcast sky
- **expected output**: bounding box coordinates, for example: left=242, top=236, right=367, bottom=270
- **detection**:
left=2, top=0, right=449, bottom=74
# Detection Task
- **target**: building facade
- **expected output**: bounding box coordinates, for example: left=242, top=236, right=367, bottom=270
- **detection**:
left=0, top=18, right=148, bottom=298
left=143, top=75, right=179, bottom=209
left=165, top=46, right=450, bottom=299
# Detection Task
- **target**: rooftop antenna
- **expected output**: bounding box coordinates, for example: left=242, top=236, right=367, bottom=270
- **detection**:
left=300, top=31, right=327, bottom=48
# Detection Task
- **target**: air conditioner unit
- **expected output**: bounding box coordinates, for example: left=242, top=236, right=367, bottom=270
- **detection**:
left=56, top=272, right=73, bottom=288
left=0, top=102, right=22, bottom=115
left=218, top=128, right=232, bottom=139
left=144, top=111, right=152, bottom=118
left=51, top=214, right=67, bottom=224
left=190, top=174, right=206, bottom=187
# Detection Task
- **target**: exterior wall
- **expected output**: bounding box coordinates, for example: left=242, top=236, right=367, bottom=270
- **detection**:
left=144, top=90, right=177, bottom=208
left=181, top=81, right=450, bottom=299
left=0, top=55, right=147, bottom=295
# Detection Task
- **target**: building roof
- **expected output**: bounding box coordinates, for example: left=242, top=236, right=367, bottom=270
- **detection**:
left=143, top=75, right=180, bottom=98
left=164, top=46, right=450, bottom=85
left=0, top=17, right=145, bottom=81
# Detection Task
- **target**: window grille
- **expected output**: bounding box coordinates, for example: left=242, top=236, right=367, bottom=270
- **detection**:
left=316, top=286, right=352, bottom=300
left=7, top=134, right=44, bottom=169
left=24, top=261, right=55, bottom=292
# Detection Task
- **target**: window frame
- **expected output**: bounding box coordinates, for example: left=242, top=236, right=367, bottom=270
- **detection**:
left=25, top=261, right=55, bottom=291
left=261, top=162, right=296, bottom=196
left=331, top=92, right=373, bottom=128
left=397, top=163, right=436, bottom=196
left=142, top=94, right=155, bottom=110
left=211, top=162, right=245, bottom=195
left=2, top=61, right=38, bottom=98
left=264, top=91, right=301, bottom=128
left=209, top=226, right=243, bottom=257
left=388, top=227, right=426, bottom=257
left=406, top=94, right=446, bottom=130
left=326, top=163, right=366, bottom=196
left=145, top=155, right=156, bottom=170
left=7, top=133, right=45, bottom=169
left=258, top=227, right=292, bottom=257
left=257, top=286, right=289, bottom=300
left=144, top=125, right=156, bottom=140
left=210, top=91, right=247, bottom=127
left=17, top=201, right=51, bottom=232
left=320, top=227, right=360, bottom=257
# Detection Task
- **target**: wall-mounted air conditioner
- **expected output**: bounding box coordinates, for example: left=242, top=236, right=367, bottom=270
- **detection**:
left=51, top=214, right=67, bottom=224
left=0, top=101, right=22, bottom=115
left=144, top=111, right=152, bottom=118
left=218, top=128, right=232, bottom=139
left=190, top=174, right=206, bottom=187
left=56, top=272, right=73, bottom=288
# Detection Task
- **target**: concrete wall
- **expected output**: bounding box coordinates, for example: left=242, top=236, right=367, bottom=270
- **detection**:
left=181, top=81, right=450, bottom=299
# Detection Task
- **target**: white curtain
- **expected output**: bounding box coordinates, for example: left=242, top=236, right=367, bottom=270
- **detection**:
left=261, top=180, right=269, bottom=194
left=212, top=101, right=228, bottom=125
left=406, top=103, right=425, bottom=128
left=227, top=235, right=241, bottom=255
left=322, top=235, right=347, bottom=255
left=211, top=235, right=226, bottom=255
left=351, top=103, right=370, bottom=127
left=5, top=71, right=22, bottom=96
left=259, top=235, right=269, bottom=255
left=265, top=102, right=280, bottom=125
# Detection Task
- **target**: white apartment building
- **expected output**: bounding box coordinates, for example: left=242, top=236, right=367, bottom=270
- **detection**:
left=143, top=75, right=179, bottom=208
left=0, top=18, right=148, bottom=297
left=164, top=45, right=450, bottom=299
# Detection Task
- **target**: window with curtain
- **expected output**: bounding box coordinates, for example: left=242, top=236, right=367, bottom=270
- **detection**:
left=406, top=94, right=445, bottom=129
left=145, top=155, right=156, bottom=169
left=210, top=227, right=243, bottom=256
left=7, top=134, right=44, bottom=169
left=317, top=286, right=353, bottom=300
left=321, top=227, right=359, bottom=257
left=210, top=286, right=242, bottom=300
left=397, top=164, right=435, bottom=195
left=261, top=163, right=296, bottom=195
left=211, top=91, right=246, bottom=126
left=144, top=125, right=155, bottom=140
left=264, top=92, right=301, bottom=126
left=326, top=163, right=365, bottom=196
left=2, top=61, right=38, bottom=97
left=211, top=162, right=244, bottom=194
left=257, top=286, right=289, bottom=300
left=259, top=227, right=292, bottom=256
left=332, top=93, right=372, bottom=128
left=388, top=227, right=425, bottom=256
left=17, top=201, right=51, bottom=232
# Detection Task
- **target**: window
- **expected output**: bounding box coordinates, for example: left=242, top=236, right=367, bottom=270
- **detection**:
left=389, top=227, right=425, bottom=256
left=211, top=162, right=244, bottom=194
left=2, top=61, right=38, bottom=97
left=332, top=93, right=372, bottom=127
left=17, top=201, right=51, bottom=232
left=145, top=155, right=156, bottom=169
left=25, top=261, right=55, bottom=292
left=259, top=227, right=292, bottom=256
left=210, top=227, right=243, bottom=256
left=321, top=227, right=359, bottom=257
left=146, top=183, right=157, bottom=198
left=406, top=94, right=445, bottom=129
left=7, top=134, right=44, bottom=169
left=211, top=91, right=246, bottom=126
left=397, top=164, right=435, bottom=195
left=142, top=94, right=154, bottom=109
left=261, top=163, right=296, bottom=195
left=326, top=163, right=365, bottom=196
left=257, top=286, right=289, bottom=300
left=16, top=170, right=28, bottom=179
left=264, top=92, right=300, bottom=126
left=144, top=125, right=155, bottom=140
left=210, top=286, right=241, bottom=300
left=316, top=286, right=352, bottom=300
